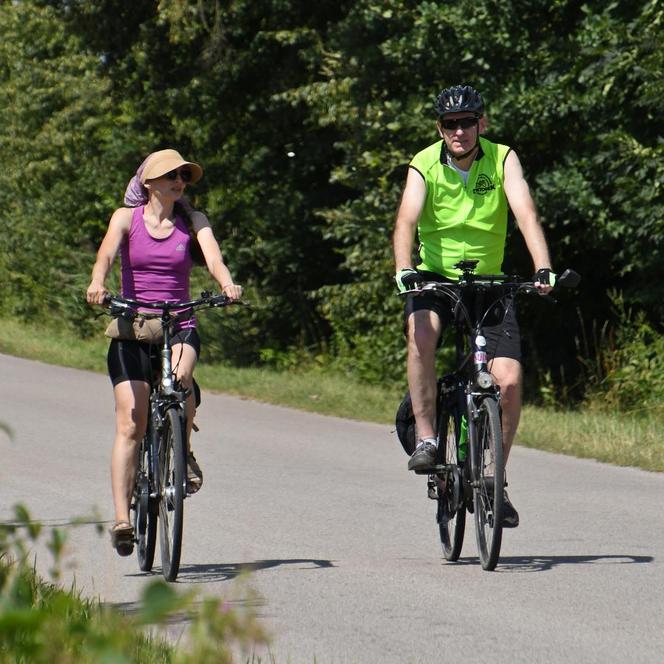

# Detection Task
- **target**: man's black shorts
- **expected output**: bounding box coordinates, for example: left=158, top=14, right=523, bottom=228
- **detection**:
left=107, top=327, right=201, bottom=387
left=402, top=271, right=521, bottom=362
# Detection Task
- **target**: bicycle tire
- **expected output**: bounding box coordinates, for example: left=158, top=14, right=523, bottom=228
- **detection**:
left=158, top=407, right=186, bottom=582
left=472, top=397, right=504, bottom=571
left=437, top=408, right=466, bottom=561
left=134, top=431, right=157, bottom=571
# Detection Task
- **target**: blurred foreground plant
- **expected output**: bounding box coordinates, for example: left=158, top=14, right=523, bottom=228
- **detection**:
left=0, top=504, right=268, bottom=663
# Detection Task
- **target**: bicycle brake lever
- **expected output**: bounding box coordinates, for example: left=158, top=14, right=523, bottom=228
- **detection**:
left=109, top=303, right=135, bottom=318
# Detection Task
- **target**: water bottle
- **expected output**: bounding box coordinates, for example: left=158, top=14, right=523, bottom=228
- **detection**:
left=458, top=415, right=468, bottom=462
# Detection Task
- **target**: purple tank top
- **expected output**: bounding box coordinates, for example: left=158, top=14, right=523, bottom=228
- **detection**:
left=121, top=206, right=195, bottom=328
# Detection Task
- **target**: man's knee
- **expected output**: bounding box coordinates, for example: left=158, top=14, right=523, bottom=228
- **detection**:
left=491, top=360, right=521, bottom=399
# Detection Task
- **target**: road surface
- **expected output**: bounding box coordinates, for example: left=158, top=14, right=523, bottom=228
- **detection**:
left=1, top=353, right=662, bottom=663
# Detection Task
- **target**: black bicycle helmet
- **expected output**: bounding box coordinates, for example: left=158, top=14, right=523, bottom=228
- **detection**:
left=434, top=85, right=484, bottom=117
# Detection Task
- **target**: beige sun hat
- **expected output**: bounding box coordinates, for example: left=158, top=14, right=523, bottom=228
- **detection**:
left=140, top=149, right=203, bottom=184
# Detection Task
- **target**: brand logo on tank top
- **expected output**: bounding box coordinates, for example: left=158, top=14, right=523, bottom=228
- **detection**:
left=473, top=174, right=495, bottom=195
left=175, top=243, right=186, bottom=252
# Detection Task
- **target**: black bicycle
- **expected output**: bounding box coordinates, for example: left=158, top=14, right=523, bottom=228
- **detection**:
left=104, top=291, right=236, bottom=581
left=400, top=261, right=579, bottom=570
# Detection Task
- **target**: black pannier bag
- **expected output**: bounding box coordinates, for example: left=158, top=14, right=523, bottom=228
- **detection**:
left=395, top=391, right=416, bottom=456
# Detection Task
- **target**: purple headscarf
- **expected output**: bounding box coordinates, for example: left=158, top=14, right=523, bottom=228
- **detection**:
left=123, top=154, right=151, bottom=207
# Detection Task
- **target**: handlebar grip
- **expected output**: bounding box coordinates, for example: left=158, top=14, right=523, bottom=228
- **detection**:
left=557, top=269, right=581, bottom=288
left=211, top=294, right=231, bottom=307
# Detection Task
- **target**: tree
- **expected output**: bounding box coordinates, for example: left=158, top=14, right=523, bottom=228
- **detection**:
left=0, top=0, right=140, bottom=329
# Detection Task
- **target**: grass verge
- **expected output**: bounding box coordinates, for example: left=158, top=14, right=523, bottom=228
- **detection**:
left=2, top=316, right=662, bottom=472
left=519, top=405, right=664, bottom=472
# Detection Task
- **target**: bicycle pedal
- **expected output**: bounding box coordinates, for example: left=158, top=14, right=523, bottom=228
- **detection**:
left=414, top=464, right=444, bottom=475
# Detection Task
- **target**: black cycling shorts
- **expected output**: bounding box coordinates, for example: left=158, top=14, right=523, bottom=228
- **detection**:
left=403, top=271, right=521, bottom=362
left=107, top=327, right=201, bottom=387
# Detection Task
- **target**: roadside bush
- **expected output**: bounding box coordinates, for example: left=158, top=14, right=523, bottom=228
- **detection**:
left=580, top=294, right=664, bottom=417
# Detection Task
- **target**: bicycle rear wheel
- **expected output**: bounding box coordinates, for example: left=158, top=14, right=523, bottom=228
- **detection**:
left=437, top=409, right=466, bottom=561
left=158, top=407, right=186, bottom=581
left=472, top=397, right=504, bottom=571
left=134, top=431, right=157, bottom=571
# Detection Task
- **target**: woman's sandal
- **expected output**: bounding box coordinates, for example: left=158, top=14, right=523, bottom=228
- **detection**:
left=186, top=451, right=203, bottom=495
left=109, top=520, right=134, bottom=557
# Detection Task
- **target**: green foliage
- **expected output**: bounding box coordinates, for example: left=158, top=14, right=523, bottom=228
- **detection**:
left=0, top=1, right=141, bottom=332
left=2, top=0, right=663, bottom=407
left=298, top=0, right=664, bottom=390
left=581, top=294, right=664, bottom=417
left=0, top=505, right=268, bottom=663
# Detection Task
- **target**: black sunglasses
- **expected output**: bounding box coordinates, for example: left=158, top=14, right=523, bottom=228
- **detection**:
left=440, top=117, right=478, bottom=131
left=164, top=168, right=193, bottom=183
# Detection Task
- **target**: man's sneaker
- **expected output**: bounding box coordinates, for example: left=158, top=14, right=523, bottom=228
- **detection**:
left=408, top=439, right=438, bottom=472
left=186, top=451, right=203, bottom=495
left=502, top=490, right=519, bottom=528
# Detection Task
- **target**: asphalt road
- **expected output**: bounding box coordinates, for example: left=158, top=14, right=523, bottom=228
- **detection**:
left=1, top=353, right=663, bottom=663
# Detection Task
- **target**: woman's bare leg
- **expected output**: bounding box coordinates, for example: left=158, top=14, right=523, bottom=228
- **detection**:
left=111, top=380, right=150, bottom=524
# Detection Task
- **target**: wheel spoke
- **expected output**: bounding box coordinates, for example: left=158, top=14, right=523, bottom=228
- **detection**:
left=158, top=409, right=185, bottom=581
left=437, top=407, right=466, bottom=561
left=134, top=433, right=157, bottom=572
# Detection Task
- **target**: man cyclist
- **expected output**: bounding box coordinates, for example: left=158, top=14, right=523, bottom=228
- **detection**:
left=393, top=84, right=553, bottom=527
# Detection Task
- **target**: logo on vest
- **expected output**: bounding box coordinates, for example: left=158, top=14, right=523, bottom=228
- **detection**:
left=175, top=243, right=186, bottom=252
left=473, top=174, right=495, bottom=195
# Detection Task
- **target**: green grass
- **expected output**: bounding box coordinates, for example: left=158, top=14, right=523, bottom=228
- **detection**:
left=519, top=405, right=664, bottom=472
left=195, top=363, right=402, bottom=423
left=2, top=316, right=662, bottom=472
left=1, top=316, right=401, bottom=424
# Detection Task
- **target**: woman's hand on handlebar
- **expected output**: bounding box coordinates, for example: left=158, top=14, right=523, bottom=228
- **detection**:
left=86, top=280, right=109, bottom=306
left=221, top=283, right=243, bottom=301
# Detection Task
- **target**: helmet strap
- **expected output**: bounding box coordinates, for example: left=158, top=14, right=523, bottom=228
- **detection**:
left=449, top=140, right=480, bottom=166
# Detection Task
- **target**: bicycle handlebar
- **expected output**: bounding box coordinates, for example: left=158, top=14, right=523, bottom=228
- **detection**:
left=400, top=265, right=580, bottom=333
left=400, top=266, right=581, bottom=297
left=102, top=291, right=242, bottom=323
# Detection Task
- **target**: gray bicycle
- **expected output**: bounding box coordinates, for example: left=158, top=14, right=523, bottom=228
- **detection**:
left=105, top=292, right=236, bottom=581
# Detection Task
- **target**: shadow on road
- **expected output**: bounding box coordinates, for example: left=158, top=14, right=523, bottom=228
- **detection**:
left=126, top=558, right=335, bottom=584
left=449, top=553, right=654, bottom=572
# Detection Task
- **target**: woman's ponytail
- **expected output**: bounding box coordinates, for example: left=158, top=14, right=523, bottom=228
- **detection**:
left=175, top=199, right=206, bottom=266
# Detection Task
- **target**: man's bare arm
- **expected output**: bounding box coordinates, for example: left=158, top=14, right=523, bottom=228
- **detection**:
left=393, top=168, right=426, bottom=270
left=503, top=150, right=552, bottom=271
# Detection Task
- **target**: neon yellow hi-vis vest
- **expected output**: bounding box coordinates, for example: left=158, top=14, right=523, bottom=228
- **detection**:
left=409, top=136, right=511, bottom=279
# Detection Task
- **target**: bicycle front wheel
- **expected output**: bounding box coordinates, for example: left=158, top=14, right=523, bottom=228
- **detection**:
left=437, top=409, right=466, bottom=561
left=472, top=397, right=504, bottom=571
left=158, top=407, right=186, bottom=581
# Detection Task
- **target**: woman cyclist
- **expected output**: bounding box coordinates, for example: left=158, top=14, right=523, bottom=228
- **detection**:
left=86, top=149, right=242, bottom=555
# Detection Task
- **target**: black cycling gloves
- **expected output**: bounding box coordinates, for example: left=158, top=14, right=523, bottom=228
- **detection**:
left=395, top=268, right=422, bottom=293
left=532, top=268, right=556, bottom=287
